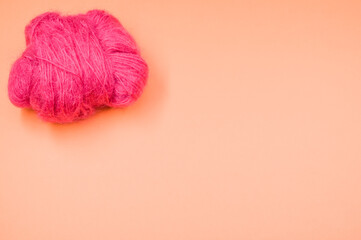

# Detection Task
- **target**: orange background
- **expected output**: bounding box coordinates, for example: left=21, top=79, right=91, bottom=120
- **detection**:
left=1, top=0, right=361, bottom=239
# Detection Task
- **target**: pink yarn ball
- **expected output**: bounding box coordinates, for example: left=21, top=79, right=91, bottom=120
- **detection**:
left=8, top=10, right=148, bottom=123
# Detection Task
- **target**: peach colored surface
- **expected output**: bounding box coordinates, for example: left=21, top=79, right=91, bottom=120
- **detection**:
left=1, top=0, right=361, bottom=239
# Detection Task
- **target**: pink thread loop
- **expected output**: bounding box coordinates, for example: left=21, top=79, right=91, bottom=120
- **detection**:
left=9, top=10, right=148, bottom=123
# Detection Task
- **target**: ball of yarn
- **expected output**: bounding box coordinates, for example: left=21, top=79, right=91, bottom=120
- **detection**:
left=8, top=10, right=148, bottom=123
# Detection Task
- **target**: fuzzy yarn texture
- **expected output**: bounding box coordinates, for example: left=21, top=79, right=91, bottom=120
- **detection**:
left=8, top=10, right=148, bottom=123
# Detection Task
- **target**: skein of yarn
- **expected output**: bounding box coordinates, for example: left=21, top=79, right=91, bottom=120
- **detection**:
left=8, top=10, right=148, bottom=123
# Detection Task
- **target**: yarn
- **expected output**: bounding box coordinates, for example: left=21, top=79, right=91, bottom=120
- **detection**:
left=8, top=10, right=148, bottom=123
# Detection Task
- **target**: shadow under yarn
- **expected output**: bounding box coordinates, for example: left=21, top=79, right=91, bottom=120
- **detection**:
left=21, top=53, right=167, bottom=138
